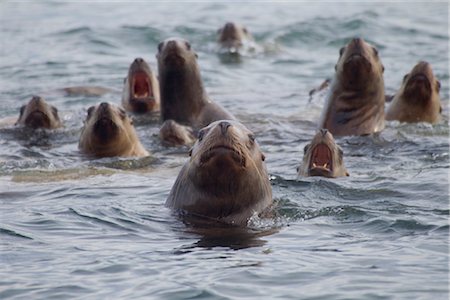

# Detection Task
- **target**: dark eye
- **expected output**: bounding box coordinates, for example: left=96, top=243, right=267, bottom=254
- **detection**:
left=185, top=41, right=191, bottom=50
left=248, top=134, right=255, bottom=143
left=198, top=129, right=205, bottom=141
left=52, top=106, right=58, bottom=117
left=87, top=106, right=95, bottom=119
left=303, top=144, right=310, bottom=153
left=436, top=80, right=441, bottom=92
left=381, top=65, right=385, bottom=73
left=339, top=47, right=345, bottom=56
left=372, top=47, right=379, bottom=56
left=158, top=42, right=163, bottom=52
left=118, top=108, right=127, bottom=119
left=403, top=74, right=409, bottom=82
left=19, top=105, right=25, bottom=117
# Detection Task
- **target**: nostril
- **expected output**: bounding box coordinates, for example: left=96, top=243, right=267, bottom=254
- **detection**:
left=219, top=121, right=231, bottom=135
left=99, top=102, right=109, bottom=110
left=31, top=95, right=41, bottom=103
left=167, top=40, right=176, bottom=48
left=134, top=57, right=143, bottom=63
left=320, top=128, right=328, bottom=136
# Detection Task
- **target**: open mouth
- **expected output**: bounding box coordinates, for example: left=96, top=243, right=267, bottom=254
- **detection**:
left=308, top=143, right=333, bottom=176
left=25, top=110, right=51, bottom=129
left=132, top=71, right=152, bottom=99
left=200, top=145, right=245, bottom=166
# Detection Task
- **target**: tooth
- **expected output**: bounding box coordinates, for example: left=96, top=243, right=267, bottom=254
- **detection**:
left=323, top=163, right=328, bottom=168
left=313, top=163, right=317, bottom=168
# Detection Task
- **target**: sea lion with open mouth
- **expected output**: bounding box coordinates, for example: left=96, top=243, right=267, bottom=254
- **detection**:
left=79, top=102, right=148, bottom=158
left=15, top=95, right=62, bottom=129
left=157, top=37, right=235, bottom=145
left=122, top=57, right=160, bottom=114
left=386, top=61, right=442, bottom=124
left=217, top=22, right=254, bottom=52
left=166, top=120, right=272, bottom=225
left=319, top=38, right=385, bottom=136
left=298, top=129, right=349, bottom=178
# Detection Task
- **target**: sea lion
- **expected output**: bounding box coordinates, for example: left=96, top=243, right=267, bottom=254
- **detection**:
left=319, top=38, right=385, bottom=136
left=15, top=96, right=62, bottom=129
left=79, top=102, right=148, bottom=157
left=217, top=22, right=254, bottom=51
left=122, top=57, right=160, bottom=114
left=159, top=119, right=195, bottom=146
left=298, top=129, right=349, bottom=178
left=157, top=37, right=235, bottom=144
left=385, top=61, right=442, bottom=123
left=166, top=120, right=272, bottom=225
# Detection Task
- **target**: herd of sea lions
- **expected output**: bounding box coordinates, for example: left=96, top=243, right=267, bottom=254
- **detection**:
left=10, top=22, right=444, bottom=225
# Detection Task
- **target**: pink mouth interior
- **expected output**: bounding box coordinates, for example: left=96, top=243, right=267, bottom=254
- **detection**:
left=310, top=144, right=332, bottom=171
left=132, top=72, right=152, bottom=98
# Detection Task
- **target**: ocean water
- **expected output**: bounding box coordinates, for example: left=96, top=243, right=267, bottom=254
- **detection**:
left=0, top=1, right=449, bottom=299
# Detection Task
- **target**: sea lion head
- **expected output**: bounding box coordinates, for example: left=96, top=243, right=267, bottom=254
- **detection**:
left=401, top=61, right=440, bottom=106
left=217, top=22, right=252, bottom=49
left=166, top=120, right=272, bottom=224
left=157, top=37, right=198, bottom=70
left=122, top=57, right=159, bottom=114
left=16, top=96, right=62, bottom=129
left=159, top=119, right=195, bottom=146
left=336, top=38, right=384, bottom=90
left=79, top=102, right=140, bottom=157
left=300, top=129, right=348, bottom=178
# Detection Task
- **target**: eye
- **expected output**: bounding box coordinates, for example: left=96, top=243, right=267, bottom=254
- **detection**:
left=372, top=47, right=379, bottom=56
left=198, top=129, right=205, bottom=141
left=19, top=105, right=25, bottom=117
left=86, top=106, right=95, bottom=119
left=339, top=47, right=345, bottom=56
left=52, top=106, right=58, bottom=117
left=403, top=74, right=409, bottom=82
left=261, top=153, right=265, bottom=161
left=381, top=64, right=385, bottom=73
left=158, top=42, right=163, bottom=52
left=118, top=108, right=127, bottom=120
left=185, top=41, right=191, bottom=50
left=436, top=80, right=441, bottom=92
left=303, top=144, right=310, bottom=153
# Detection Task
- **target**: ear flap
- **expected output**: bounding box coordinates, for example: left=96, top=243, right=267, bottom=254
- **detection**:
left=188, top=148, right=193, bottom=157
left=195, top=52, right=198, bottom=59
left=346, top=171, right=350, bottom=176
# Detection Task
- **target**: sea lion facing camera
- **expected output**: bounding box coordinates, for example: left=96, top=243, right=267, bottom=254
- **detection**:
left=166, top=120, right=272, bottom=225
left=159, top=119, right=195, bottom=146
left=385, top=61, right=442, bottom=124
left=217, top=22, right=254, bottom=50
left=79, top=102, right=148, bottom=158
left=319, top=38, right=385, bottom=136
left=15, top=96, right=62, bottom=129
left=122, top=57, right=160, bottom=114
left=298, top=129, right=349, bottom=178
left=157, top=37, right=234, bottom=131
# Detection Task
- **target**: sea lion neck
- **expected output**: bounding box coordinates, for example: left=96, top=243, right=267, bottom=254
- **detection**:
left=159, top=65, right=207, bottom=125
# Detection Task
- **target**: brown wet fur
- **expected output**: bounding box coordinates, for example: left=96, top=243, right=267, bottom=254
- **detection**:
left=157, top=37, right=234, bottom=146
left=298, top=129, right=348, bottom=178
left=15, top=96, right=62, bottom=129
left=386, top=61, right=442, bottom=124
left=122, top=57, right=160, bottom=114
left=320, top=38, right=385, bottom=136
left=166, top=120, right=272, bottom=226
left=78, top=102, right=148, bottom=158
left=159, top=119, right=195, bottom=146
left=217, top=22, right=253, bottom=49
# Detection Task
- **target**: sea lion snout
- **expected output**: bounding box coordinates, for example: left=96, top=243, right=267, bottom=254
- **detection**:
left=218, top=121, right=231, bottom=136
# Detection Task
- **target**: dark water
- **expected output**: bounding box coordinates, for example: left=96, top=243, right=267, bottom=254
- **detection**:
left=0, top=2, right=449, bottom=299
